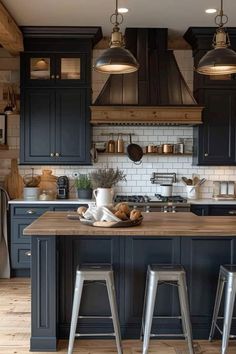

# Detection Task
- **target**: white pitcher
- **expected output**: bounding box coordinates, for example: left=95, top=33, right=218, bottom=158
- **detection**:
left=93, top=188, right=114, bottom=207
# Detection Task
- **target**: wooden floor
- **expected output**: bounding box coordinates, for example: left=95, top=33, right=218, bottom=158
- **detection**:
left=0, top=279, right=236, bottom=354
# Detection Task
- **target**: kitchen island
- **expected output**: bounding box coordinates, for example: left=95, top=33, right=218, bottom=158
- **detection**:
left=24, top=212, right=236, bottom=351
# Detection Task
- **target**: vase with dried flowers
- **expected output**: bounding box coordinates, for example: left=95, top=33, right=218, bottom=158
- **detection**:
left=90, top=168, right=126, bottom=207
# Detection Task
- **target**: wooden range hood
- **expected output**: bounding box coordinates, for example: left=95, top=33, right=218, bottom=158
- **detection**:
left=91, top=28, right=203, bottom=126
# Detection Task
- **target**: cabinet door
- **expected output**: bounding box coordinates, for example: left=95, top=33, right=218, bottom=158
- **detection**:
left=208, top=205, right=236, bottom=216
left=22, top=53, right=88, bottom=87
left=197, top=90, right=236, bottom=165
left=55, top=53, right=88, bottom=86
left=55, top=89, right=91, bottom=164
left=181, top=237, right=236, bottom=338
left=21, top=53, right=55, bottom=86
left=124, top=236, right=181, bottom=338
left=21, top=89, right=56, bottom=164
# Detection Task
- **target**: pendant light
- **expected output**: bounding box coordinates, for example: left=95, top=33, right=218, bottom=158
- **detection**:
left=94, top=0, right=139, bottom=74
left=197, top=0, right=236, bottom=75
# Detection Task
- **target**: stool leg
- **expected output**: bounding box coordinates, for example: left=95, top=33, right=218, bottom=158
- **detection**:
left=178, top=273, right=194, bottom=354
left=209, top=270, right=225, bottom=341
left=222, top=276, right=236, bottom=354
left=106, top=273, right=123, bottom=354
left=140, top=269, right=149, bottom=340
left=142, top=273, right=158, bottom=354
left=68, top=275, right=84, bottom=354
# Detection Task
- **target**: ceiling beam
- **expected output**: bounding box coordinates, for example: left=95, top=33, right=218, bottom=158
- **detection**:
left=0, top=1, right=23, bottom=56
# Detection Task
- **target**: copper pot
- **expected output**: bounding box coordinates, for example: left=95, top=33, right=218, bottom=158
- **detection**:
left=162, top=144, right=173, bottom=154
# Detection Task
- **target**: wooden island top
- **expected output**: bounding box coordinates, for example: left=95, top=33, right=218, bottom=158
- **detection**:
left=23, top=211, right=236, bottom=237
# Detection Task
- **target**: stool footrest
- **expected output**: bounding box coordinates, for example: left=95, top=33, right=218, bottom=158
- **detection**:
left=153, top=316, right=182, bottom=319
left=78, top=316, right=112, bottom=319
left=75, top=333, right=115, bottom=337
left=150, top=333, right=185, bottom=338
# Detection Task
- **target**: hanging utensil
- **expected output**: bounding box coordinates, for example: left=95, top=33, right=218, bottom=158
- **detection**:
left=127, top=134, right=143, bottom=164
left=4, top=87, right=13, bottom=115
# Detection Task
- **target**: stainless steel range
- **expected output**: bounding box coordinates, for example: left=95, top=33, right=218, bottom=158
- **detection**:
left=114, top=194, right=190, bottom=213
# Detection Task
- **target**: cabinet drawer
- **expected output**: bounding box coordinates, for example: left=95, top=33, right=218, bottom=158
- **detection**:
left=12, top=220, right=32, bottom=243
left=11, top=244, right=31, bottom=269
left=12, top=206, right=50, bottom=217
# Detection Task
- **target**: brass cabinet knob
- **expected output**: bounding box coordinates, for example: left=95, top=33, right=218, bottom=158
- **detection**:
left=55, top=152, right=60, bottom=157
left=26, top=209, right=35, bottom=214
left=56, top=74, right=60, bottom=79
left=204, top=153, right=208, bottom=157
left=50, top=152, right=55, bottom=157
left=51, top=75, right=55, bottom=79
left=229, top=210, right=236, bottom=215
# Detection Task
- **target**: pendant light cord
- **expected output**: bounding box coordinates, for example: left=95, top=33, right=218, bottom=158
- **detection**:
left=215, top=0, right=228, bottom=27
left=110, top=0, right=123, bottom=28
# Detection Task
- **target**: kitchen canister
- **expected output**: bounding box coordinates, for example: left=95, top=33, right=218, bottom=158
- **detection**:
left=186, top=185, right=199, bottom=200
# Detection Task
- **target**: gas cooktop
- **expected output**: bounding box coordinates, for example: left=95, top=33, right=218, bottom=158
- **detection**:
left=114, top=194, right=187, bottom=204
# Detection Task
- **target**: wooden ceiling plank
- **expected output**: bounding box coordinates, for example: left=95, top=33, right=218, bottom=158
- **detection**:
left=0, top=1, right=23, bottom=55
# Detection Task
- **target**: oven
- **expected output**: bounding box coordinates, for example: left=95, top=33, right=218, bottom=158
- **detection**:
left=114, top=195, right=191, bottom=213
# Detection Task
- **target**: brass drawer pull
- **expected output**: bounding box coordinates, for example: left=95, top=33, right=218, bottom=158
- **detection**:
left=25, top=251, right=31, bottom=257
left=228, top=210, right=236, bottom=215
left=26, top=209, right=35, bottom=215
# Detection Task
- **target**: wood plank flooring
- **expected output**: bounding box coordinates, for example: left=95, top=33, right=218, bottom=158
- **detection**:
left=0, top=278, right=236, bottom=354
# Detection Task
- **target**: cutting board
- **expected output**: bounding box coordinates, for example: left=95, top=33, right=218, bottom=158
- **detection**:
left=4, top=159, right=24, bottom=199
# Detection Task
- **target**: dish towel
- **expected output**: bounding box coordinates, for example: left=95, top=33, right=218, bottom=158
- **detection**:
left=0, top=187, right=10, bottom=278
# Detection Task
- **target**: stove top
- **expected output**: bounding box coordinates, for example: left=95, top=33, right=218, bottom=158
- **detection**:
left=114, top=194, right=187, bottom=204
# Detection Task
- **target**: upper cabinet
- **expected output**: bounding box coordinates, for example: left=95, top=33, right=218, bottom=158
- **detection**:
left=22, top=53, right=88, bottom=87
left=184, top=28, right=236, bottom=166
left=20, top=27, right=102, bottom=165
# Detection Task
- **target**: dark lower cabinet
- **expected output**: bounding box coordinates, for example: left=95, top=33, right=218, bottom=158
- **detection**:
left=124, top=237, right=181, bottom=337
left=58, top=236, right=121, bottom=337
left=21, top=88, right=90, bottom=165
left=191, top=204, right=236, bottom=216
left=54, top=234, right=236, bottom=340
left=10, top=204, right=87, bottom=276
left=181, top=237, right=236, bottom=338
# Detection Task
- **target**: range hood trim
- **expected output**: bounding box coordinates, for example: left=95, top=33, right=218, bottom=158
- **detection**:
left=90, top=105, right=203, bottom=125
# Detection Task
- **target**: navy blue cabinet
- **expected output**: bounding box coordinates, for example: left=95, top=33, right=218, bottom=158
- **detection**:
left=191, top=204, right=236, bottom=216
left=10, top=204, right=87, bottom=276
left=21, top=88, right=91, bottom=164
left=184, top=28, right=236, bottom=166
left=20, top=27, right=102, bottom=165
left=193, top=90, right=236, bottom=165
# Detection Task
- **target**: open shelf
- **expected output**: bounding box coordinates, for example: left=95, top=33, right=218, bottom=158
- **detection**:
left=98, top=152, right=192, bottom=156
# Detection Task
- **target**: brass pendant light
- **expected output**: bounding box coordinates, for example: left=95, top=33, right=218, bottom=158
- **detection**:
left=197, top=0, right=236, bottom=75
left=94, top=0, right=139, bottom=74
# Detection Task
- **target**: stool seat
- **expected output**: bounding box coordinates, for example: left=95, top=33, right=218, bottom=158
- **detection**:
left=141, top=264, right=194, bottom=354
left=209, top=264, right=236, bottom=354
left=68, top=263, right=122, bottom=354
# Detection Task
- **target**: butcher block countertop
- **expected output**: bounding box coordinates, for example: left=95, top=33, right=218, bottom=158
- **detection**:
left=23, top=211, right=236, bottom=237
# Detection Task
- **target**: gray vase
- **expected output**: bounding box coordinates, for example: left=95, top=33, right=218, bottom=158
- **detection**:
left=77, top=188, right=93, bottom=200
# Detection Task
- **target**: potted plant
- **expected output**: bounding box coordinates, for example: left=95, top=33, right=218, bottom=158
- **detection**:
left=90, top=168, right=126, bottom=207
left=75, top=174, right=93, bottom=200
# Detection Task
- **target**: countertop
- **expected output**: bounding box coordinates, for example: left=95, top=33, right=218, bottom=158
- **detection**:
left=23, top=211, right=236, bottom=237
left=9, top=198, right=236, bottom=205
left=8, top=198, right=95, bottom=205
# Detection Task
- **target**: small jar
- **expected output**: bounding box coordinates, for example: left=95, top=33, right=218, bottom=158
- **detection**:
left=116, top=134, right=124, bottom=153
left=107, top=134, right=115, bottom=153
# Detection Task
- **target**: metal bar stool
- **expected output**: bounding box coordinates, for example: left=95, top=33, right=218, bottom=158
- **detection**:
left=68, top=264, right=122, bottom=354
left=141, top=264, right=194, bottom=354
left=209, top=265, right=236, bottom=354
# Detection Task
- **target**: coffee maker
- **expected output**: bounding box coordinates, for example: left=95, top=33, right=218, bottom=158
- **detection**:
left=57, top=176, right=69, bottom=199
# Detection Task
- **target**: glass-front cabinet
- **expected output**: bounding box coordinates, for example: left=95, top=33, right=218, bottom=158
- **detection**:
left=23, top=53, right=87, bottom=86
